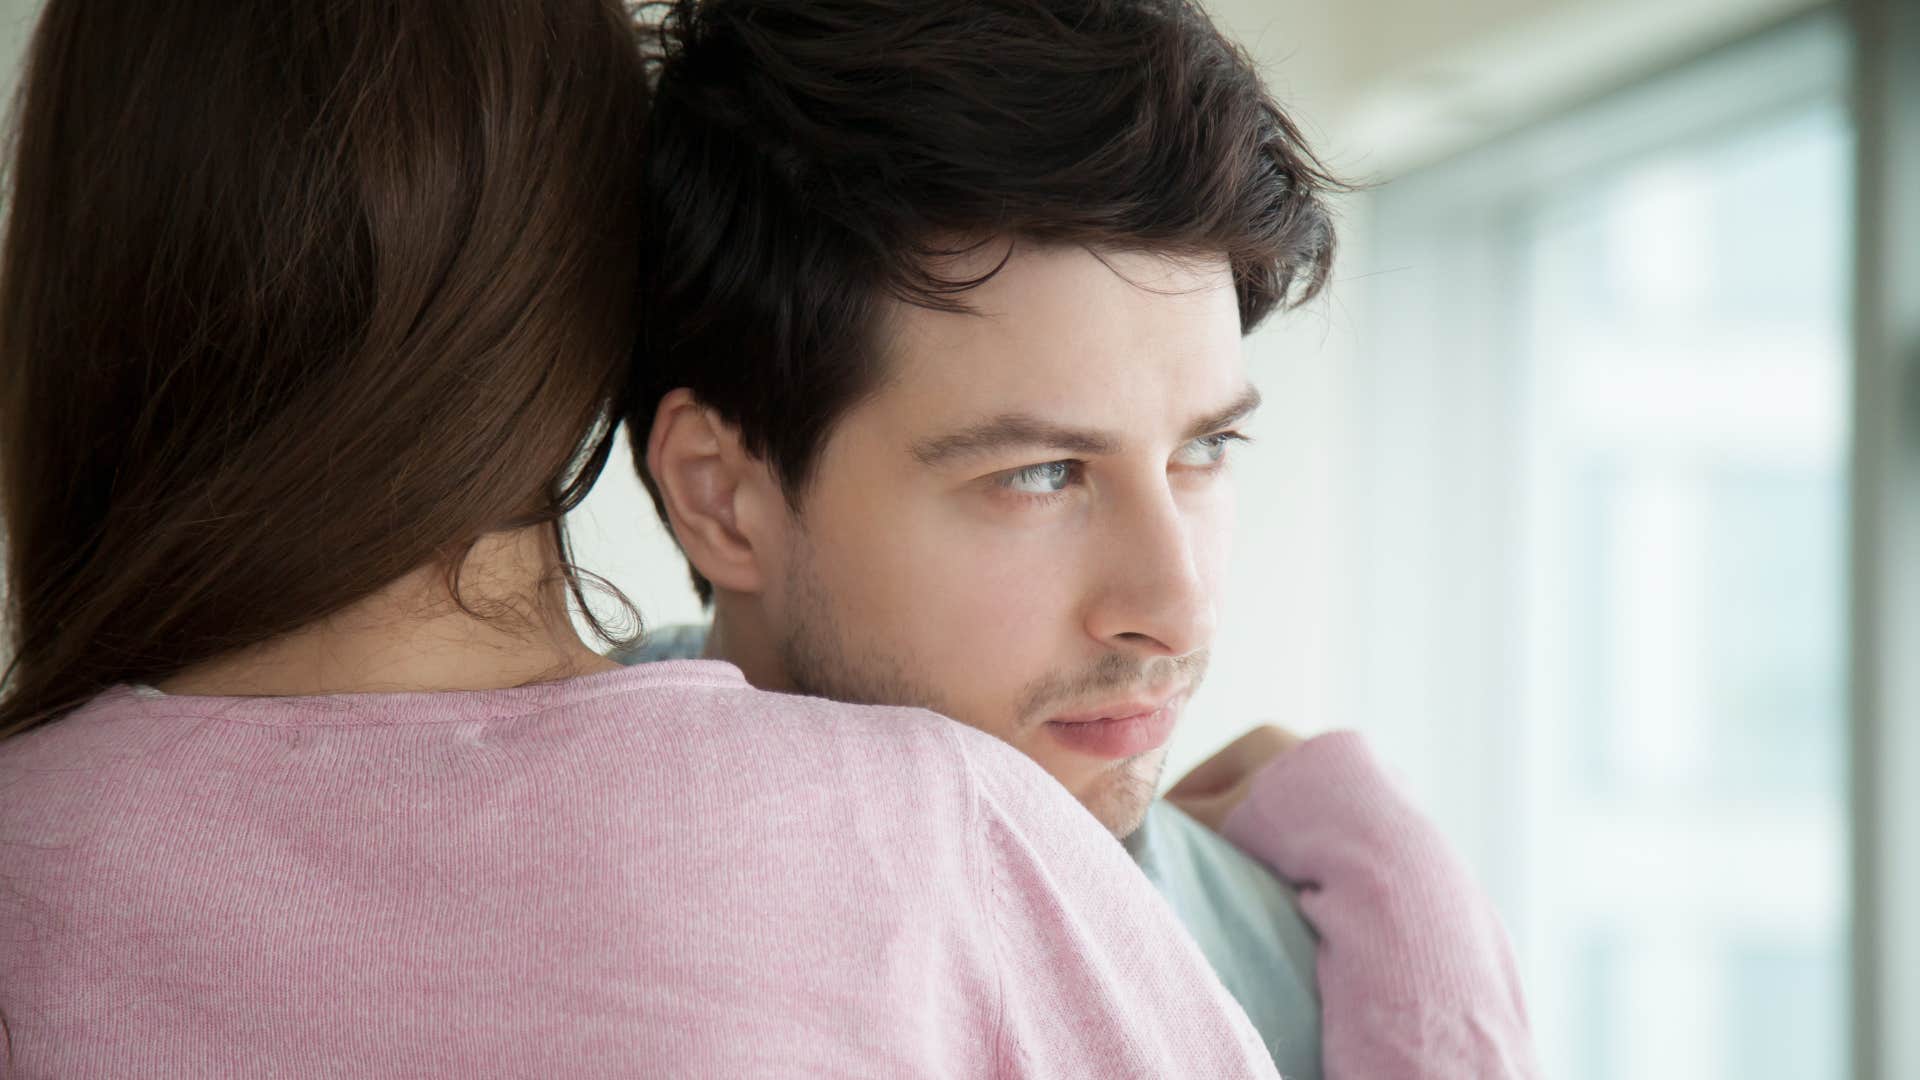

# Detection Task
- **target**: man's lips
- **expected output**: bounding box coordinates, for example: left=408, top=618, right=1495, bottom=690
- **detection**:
left=1043, top=696, right=1182, bottom=759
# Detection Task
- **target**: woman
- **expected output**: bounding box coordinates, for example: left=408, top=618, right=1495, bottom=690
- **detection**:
left=0, top=1, right=1283, bottom=1075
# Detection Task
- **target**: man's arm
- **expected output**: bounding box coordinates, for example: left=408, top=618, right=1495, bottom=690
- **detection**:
left=1170, top=728, right=1543, bottom=1079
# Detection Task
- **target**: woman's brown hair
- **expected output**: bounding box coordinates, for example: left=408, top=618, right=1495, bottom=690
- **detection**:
left=0, top=0, right=650, bottom=738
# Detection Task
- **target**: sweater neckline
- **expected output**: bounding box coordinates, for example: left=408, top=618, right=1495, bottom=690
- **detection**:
left=98, top=659, right=747, bottom=727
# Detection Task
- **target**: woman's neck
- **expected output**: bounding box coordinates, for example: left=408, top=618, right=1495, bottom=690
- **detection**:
left=157, top=526, right=618, bottom=697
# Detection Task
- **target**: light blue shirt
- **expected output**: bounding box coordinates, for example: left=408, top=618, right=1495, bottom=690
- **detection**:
left=1124, top=799, right=1322, bottom=1078
left=616, top=627, right=1323, bottom=1076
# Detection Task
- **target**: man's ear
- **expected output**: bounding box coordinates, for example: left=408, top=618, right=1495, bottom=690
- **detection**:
left=644, top=389, right=781, bottom=596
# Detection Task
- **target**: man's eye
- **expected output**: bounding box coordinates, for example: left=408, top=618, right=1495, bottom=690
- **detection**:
left=1171, top=432, right=1248, bottom=468
left=999, top=461, right=1077, bottom=495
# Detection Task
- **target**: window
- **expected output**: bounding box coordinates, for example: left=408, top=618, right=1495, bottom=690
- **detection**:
left=1354, top=18, right=1850, bottom=1078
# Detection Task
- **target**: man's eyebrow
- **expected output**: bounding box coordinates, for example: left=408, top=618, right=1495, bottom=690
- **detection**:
left=908, top=384, right=1264, bottom=468
left=910, top=415, right=1122, bottom=466
left=1183, top=385, right=1262, bottom=441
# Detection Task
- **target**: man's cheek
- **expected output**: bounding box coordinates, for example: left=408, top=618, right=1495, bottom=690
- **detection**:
left=1191, top=509, right=1234, bottom=608
left=932, top=563, right=1060, bottom=662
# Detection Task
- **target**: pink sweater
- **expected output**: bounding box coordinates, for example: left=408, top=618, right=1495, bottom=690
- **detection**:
left=1222, top=736, right=1541, bottom=1078
left=0, top=660, right=1533, bottom=1077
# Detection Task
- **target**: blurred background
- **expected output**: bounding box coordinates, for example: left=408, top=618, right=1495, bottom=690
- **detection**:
left=5, top=0, right=1913, bottom=1076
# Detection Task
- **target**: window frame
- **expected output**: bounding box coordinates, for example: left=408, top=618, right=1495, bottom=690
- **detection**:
left=1843, top=0, right=1920, bottom=1076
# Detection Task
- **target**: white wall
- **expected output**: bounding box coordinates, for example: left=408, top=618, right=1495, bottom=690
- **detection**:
left=0, top=0, right=30, bottom=70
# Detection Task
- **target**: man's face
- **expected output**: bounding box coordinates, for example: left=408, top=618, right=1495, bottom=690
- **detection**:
left=753, top=245, right=1249, bottom=837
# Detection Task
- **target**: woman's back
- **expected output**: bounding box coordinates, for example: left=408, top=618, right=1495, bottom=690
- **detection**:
left=0, top=662, right=1278, bottom=1076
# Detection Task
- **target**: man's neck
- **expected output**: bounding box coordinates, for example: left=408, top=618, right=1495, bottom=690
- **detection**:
left=159, top=526, right=618, bottom=697
left=701, top=598, right=791, bottom=693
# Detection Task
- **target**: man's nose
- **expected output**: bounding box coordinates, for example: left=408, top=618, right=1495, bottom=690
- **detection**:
left=1081, top=488, right=1216, bottom=659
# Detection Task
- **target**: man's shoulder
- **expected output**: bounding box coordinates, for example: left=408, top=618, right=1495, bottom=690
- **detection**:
left=1134, top=797, right=1305, bottom=921
left=609, top=623, right=709, bottom=665
left=1134, top=798, right=1324, bottom=1075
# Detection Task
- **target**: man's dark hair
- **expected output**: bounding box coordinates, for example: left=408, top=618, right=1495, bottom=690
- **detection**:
left=630, top=0, right=1343, bottom=601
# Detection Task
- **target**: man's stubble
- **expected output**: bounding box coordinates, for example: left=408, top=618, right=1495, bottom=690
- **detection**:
left=772, top=529, right=1191, bottom=838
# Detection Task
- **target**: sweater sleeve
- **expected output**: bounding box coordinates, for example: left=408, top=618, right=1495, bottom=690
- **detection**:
left=1218, top=732, right=1542, bottom=1080
left=948, top=722, right=1281, bottom=1080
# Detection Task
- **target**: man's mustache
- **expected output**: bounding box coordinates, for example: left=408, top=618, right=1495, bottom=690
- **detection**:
left=1016, top=650, right=1210, bottom=725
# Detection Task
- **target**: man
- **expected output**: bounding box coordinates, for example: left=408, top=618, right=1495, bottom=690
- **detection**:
left=621, top=0, right=1540, bottom=1074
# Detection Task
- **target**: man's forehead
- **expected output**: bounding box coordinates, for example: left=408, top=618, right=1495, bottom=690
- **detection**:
left=832, top=244, right=1246, bottom=460
left=876, top=247, right=1239, bottom=386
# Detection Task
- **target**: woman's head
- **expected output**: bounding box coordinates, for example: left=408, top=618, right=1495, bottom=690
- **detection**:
left=0, top=0, right=651, bottom=737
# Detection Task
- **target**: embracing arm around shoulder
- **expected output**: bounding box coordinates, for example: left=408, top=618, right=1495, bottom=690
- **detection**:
left=1175, top=729, right=1543, bottom=1080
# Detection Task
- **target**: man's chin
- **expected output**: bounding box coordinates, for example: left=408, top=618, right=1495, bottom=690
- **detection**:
left=1079, top=749, right=1168, bottom=838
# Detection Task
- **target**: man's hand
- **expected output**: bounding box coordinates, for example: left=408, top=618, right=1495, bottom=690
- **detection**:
left=1165, top=724, right=1304, bottom=832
